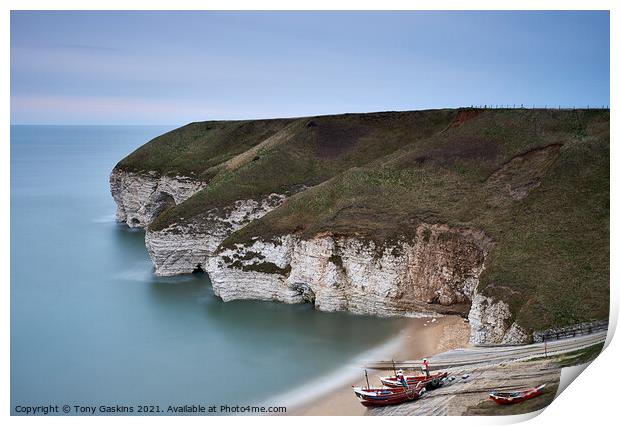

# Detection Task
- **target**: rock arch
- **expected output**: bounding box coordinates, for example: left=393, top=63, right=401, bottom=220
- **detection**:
left=146, top=192, right=177, bottom=222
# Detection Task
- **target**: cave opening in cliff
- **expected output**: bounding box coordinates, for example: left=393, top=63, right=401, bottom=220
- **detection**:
left=130, top=218, right=140, bottom=226
left=150, top=192, right=176, bottom=218
left=192, top=264, right=205, bottom=274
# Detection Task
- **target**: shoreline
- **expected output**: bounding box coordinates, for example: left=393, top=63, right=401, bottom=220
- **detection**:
left=283, top=315, right=470, bottom=415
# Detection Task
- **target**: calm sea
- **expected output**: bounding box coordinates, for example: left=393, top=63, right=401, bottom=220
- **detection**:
left=10, top=125, right=404, bottom=414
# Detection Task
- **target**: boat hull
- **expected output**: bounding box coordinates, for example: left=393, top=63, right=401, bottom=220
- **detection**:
left=489, top=384, right=546, bottom=405
left=380, top=372, right=448, bottom=389
left=353, top=382, right=427, bottom=407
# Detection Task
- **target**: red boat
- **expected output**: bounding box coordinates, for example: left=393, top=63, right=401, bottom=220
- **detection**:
left=353, top=381, right=427, bottom=407
left=489, top=384, right=546, bottom=405
left=380, top=372, right=448, bottom=390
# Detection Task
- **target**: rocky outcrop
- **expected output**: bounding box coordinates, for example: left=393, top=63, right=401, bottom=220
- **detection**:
left=109, top=168, right=207, bottom=228
left=145, top=194, right=287, bottom=276
left=107, top=108, right=610, bottom=348
left=205, top=223, right=529, bottom=343
left=206, top=224, right=494, bottom=317
left=468, top=294, right=528, bottom=345
left=110, top=167, right=528, bottom=344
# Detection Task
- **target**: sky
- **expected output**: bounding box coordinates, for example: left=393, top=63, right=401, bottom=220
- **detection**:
left=10, top=11, right=610, bottom=125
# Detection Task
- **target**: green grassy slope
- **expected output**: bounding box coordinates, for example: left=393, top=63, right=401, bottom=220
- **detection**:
left=115, top=118, right=295, bottom=180
left=117, top=108, right=609, bottom=333
left=149, top=110, right=456, bottom=231
left=220, top=109, right=609, bottom=332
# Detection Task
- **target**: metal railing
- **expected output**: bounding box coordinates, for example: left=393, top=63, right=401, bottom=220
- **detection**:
left=533, top=320, right=608, bottom=343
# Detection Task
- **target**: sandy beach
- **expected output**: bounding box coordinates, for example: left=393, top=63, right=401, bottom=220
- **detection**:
left=288, top=315, right=470, bottom=415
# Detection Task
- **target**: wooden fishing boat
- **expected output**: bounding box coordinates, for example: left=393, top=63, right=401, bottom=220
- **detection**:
left=380, top=372, right=448, bottom=390
left=353, top=382, right=427, bottom=407
left=489, top=384, right=546, bottom=405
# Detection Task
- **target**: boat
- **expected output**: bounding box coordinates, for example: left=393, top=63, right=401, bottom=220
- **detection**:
left=353, top=382, right=427, bottom=407
left=380, top=372, right=448, bottom=390
left=489, top=384, right=546, bottom=405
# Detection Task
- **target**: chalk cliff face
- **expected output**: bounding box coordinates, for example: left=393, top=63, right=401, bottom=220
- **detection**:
left=199, top=225, right=514, bottom=340
left=109, top=161, right=531, bottom=346
left=202, top=224, right=527, bottom=344
left=145, top=194, right=287, bottom=276
left=109, top=168, right=206, bottom=228
left=110, top=166, right=528, bottom=344
left=468, top=294, right=529, bottom=345
left=109, top=109, right=610, bottom=346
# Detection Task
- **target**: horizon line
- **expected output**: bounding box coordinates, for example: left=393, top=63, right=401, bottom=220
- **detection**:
left=10, top=123, right=184, bottom=127
left=9, top=105, right=612, bottom=127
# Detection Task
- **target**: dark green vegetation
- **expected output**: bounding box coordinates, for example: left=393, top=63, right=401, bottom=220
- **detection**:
left=465, top=382, right=559, bottom=416
left=552, top=342, right=605, bottom=367
left=233, top=261, right=292, bottom=276
left=116, top=118, right=295, bottom=180
left=115, top=108, right=609, bottom=334
left=147, top=110, right=454, bottom=230
left=528, top=342, right=604, bottom=367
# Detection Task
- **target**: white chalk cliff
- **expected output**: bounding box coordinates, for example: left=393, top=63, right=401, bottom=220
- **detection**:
left=110, top=169, right=529, bottom=345
left=145, top=194, right=287, bottom=276
left=203, top=226, right=526, bottom=344
left=109, top=168, right=207, bottom=228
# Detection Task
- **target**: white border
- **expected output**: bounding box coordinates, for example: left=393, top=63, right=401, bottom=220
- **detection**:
left=3, top=2, right=616, bottom=425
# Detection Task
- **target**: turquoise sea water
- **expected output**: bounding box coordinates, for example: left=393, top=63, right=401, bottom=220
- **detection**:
left=10, top=125, right=405, bottom=414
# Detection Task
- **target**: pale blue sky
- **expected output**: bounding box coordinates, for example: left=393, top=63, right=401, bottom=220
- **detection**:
left=10, top=11, right=610, bottom=125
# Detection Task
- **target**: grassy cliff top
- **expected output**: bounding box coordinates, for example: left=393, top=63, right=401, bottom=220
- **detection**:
left=219, top=108, right=609, bottom=333
left=115, top=118, right=295, bottom=181
left=149, top=109, right=456, bottom=230
left=120, top=108, right=609, bottom=333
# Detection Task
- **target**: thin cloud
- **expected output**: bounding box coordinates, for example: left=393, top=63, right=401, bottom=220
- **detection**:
left=10, top=94, right=255, bottom=124
left=53, top=43, right=121, bottom=52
